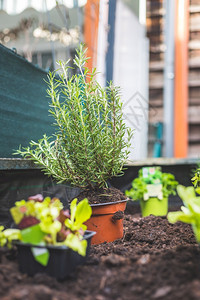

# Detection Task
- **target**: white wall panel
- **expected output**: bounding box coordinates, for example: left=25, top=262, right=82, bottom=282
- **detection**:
left=113, top=0, right=149, bottom=161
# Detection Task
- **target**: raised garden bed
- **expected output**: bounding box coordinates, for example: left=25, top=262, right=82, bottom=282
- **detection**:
left=0, top=211, right=199, bottom=300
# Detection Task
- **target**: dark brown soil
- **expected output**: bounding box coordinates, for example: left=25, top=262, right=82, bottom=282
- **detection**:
left=0, top=212, right=200, bottom=300
left=77, top=186, right=127, bottom=204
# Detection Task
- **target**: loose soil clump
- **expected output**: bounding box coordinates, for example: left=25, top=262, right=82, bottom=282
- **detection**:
left=0, top=213, right=200, bottom=300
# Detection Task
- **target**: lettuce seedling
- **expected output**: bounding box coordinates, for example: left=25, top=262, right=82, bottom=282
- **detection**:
left=65, top=198, right=92, bottom=232
left=168, top=185, right=200, bottom=242
left=0, top=226, right=21, bottom=248
left=0, top=196, right=92, bottom=262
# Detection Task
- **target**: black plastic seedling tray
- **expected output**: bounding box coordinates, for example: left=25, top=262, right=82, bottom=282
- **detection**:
left=14, top=230, right=96, bottom=280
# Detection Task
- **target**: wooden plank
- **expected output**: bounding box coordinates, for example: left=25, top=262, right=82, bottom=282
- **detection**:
left=149, top=72, right=164, bottom=89
left=189, top=86, right=200, bottom=97
left=149, top=61, right=164, bottom=71
left=189, top=40, right=200, bottom=50
left=188, top=106, right=200, bottom=124
left=188, top=144, right=200, bottom=158
left=181, top=41, right=200, bottom=54
left=189, top=11, right=200, bottom=18
left=188, top=125, right=200, bottom=141
left=149, top=95, right=199, bottom=107
left=149, top=99, right=163, bottom=107
left=149, top=91, right=163, bottom=107
left=190, top=15, right=200, bottom=31
left=147, top=29, right=164, bottom=36
left=190, top=31, right=200, bottom=41
left=149, top=89, right=163, bottom=100
left=147, top=35, right=164, bottom=45
left=190, top=5, right=200, bottom=13
left=147, top=28, right=163, bottom=35
left=150, top=43, right=165, bottom=53
left=188, top=70, right=200, bottom=86
left=189, top=86, right=200, bottom=105
left=188, top=105, right=200, bottom=123
left=146, top=9, right=164, bottom=18
left=189, top=49, right=200, bottom=59
left=149, top=107, right=163, bottom=123
left=189, top=56, right=200, bottom=68
left=149, top=106, right=200, bottom=124
left=146, top=16, right=164, bottom=29
left=147, top=0, right=163, bottom=11
left=189, top=69, right=200, bottom=80
left=190, top=26, right=200, bottom=33
left=147, top=26, right=164, bottom=37
left=150, top=57, right=200, bottom=70
left=150, top=52, right=164, bottom=62
left=190, top=0, right=200, bottom=6
left=147, top=32, right=164, bottom=43
left=189, top=98, right=200, bottom=105
left=189, top=81, right=200, bottom=87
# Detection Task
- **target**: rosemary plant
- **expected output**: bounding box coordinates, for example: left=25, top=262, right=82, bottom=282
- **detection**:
left=16, top=44, right=132, bottom=190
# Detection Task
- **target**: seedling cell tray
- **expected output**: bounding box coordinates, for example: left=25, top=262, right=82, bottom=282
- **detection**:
left=14, top=230, right=96, bottom=280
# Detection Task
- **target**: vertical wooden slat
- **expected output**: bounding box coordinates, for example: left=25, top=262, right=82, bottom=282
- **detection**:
left=84, top=0, right=100, bottom=72
left=174, top=0, right=189, bottom=157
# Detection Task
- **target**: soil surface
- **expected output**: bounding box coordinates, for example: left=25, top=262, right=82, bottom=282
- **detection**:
left=0, top=212, right=200, bottom=300
left=77, top=187, right=127, bottom=204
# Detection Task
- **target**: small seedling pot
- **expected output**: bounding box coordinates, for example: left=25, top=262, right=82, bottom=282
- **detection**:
left=85, top=199, right=127, bottom=245
left=13, top=230, right=96, bottom=280
left=140, top=197, right=168, bottom=217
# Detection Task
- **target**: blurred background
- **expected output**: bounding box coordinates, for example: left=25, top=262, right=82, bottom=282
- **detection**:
left=0, top=0, right=198, bottom=161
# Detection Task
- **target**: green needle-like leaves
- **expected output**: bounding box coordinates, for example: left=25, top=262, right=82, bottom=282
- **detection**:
left=16, top=44, right=132, bottom=189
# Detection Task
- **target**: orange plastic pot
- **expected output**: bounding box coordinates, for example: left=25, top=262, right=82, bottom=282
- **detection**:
left=85, top=199, right=127, bottom=245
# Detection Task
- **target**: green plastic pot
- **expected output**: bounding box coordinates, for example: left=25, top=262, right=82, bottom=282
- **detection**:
left=140, top=197, right=168, bottom=217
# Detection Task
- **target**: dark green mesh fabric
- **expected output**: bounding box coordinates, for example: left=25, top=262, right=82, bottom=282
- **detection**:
left=0, top=44, right=54, bottom=157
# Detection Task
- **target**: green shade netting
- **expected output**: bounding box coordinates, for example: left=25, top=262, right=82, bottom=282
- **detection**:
left=0, top=44, right=54, bottom=158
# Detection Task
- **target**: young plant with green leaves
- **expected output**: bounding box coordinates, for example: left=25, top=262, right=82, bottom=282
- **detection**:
left=0, top=195, right=92, bottom=257
left=16, top=44, right=132, bottom=190
left=191, top=168, right=200, bottom=194
left=168, top=185, right=200, bottom=242
left=125, top=168, right=178, bottom=201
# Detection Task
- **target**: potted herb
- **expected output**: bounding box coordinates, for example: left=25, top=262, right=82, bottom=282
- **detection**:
left=16, top=44, right=132, bottom=244
left=125, top=167, right=178, bottom=217
left=0, top=195, right=94, bottom=280
left=168, top=185, right=200, bottom=242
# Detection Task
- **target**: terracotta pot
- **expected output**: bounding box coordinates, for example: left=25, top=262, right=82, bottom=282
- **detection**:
left=140, top=197, right=168, bottom=217
left=85, top=199, right=127, bottom=245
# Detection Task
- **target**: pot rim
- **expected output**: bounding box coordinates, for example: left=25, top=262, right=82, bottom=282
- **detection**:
left=89, top=198, right=128, bottom=207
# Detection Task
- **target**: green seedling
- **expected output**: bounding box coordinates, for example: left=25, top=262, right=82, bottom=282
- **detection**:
left=168, top=185, right=200, bottom=242
left=125, top=168, right=178, bottom=201
left=0, top=196, right=92, bottom=265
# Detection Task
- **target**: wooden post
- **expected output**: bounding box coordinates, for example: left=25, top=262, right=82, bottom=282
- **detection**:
left=174, top=0, right=189, bottom=157
left=83, top=0, right=100, bottom=72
